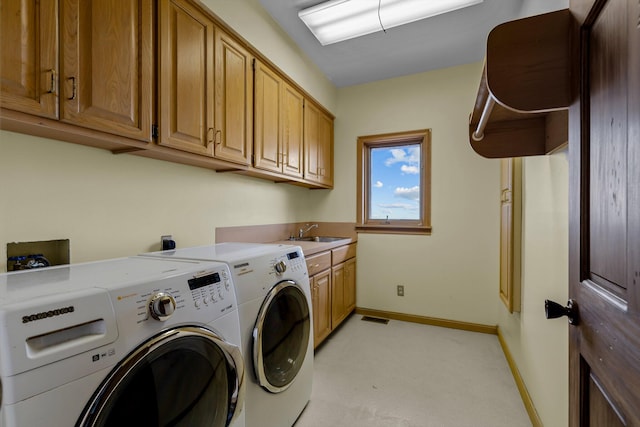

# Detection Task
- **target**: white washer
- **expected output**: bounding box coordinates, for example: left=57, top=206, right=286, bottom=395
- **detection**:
left=0, top=256, right=245, bottom=427
left=142, top=243, right=313, bottom=427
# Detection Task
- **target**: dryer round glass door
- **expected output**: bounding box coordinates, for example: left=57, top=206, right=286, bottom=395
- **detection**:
left=253, top=280, right=311, bottom=393
left=77, top=326, right=245, bottom=427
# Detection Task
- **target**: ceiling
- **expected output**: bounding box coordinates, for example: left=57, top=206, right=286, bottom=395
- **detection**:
left=258, top=0, right=566, bottom=87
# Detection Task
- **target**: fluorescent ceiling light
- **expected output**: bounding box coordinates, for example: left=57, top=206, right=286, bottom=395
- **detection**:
left=299, top=0, right=483, bottom=46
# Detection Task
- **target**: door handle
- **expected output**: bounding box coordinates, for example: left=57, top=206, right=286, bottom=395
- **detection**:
left=545, top=299, right=579, bottom=325
left=67, top=77, right=77, bottom=100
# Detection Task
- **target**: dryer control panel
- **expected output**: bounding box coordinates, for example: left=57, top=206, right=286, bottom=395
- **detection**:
left=283, top=249, right=307, bottom=274
left=269, top=249, right=307, bottom=279
left=187, top=268, right=233, bottom=309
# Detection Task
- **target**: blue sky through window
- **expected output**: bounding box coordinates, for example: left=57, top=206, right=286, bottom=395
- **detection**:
left=369, top=144, right=421, bottom=220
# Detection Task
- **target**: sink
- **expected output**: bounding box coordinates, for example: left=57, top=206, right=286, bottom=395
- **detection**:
left=292, top=236, right=347, bottom=243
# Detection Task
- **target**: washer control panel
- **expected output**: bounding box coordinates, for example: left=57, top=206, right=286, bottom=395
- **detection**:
left=123, top=264, right=235, bottom=325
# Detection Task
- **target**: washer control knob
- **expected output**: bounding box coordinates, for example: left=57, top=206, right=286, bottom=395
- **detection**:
left=274, top=260, right=287, bottom=275
left=149, top=292, right=176, bottom=321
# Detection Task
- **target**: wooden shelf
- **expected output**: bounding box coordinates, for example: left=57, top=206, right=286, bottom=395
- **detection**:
left=469, top=9, right=572, bottom=158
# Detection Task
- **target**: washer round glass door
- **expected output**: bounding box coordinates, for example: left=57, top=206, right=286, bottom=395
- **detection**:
left=77, top=325, right=244, bottom=427
left=253, top=280, right=311, bottom=393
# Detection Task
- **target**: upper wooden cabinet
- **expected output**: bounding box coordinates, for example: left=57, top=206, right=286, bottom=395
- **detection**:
left=158, top=1, right=253, bottom=166
left=1, top=0, right=332, bottom=188
left=304, top=101, right=333, bottom=187
left=214, top=28, right=253, bottom=166
left=158, top=0, right=214, bottom=155
left=469, top=9, right=572, bottom=158
left=281, top=82, right=304, bottom=178
left=253, top=59, right=304, bottom=178
left=1, top=0, right=59, bottom=119
left=1, top=0, right=153, bottom=141
left=61, top=0, right=153, bottom=141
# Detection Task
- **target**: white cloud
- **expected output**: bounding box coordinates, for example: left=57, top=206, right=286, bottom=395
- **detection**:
left=384, top=149, right=405, bottom=166
left=394, top=186, right=420, bottom=201
left=400, top=165, right=419, bottom=175
left=373, top=180, right=384, bottom=188
left=378, top=203, right=414, bottom=209
left=385, top=147, right=420, bottom=167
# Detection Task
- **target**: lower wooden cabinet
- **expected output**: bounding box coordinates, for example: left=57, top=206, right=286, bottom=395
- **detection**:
left=307, top=243, right=357, bottom=348
left=344, top=258, right=356, bottom=313
left=311, top=269, right=331, bottom=348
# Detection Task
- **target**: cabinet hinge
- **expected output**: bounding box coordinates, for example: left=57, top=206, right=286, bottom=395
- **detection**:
left=152, top=124, right=159, bottom=139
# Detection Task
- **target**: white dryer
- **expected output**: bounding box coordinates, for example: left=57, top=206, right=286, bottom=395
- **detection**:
left=142, top=243, right=314, bottom=427
left=0, top=256, right=245, bottom=427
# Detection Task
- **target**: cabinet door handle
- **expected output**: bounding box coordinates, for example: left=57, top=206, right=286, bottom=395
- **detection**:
left=207, top=128, right=222, bottom=149
left=207, top=128, right=215, bottom=147
left=68, top=77, right=77, bottom=100
left=47, top=69, right=56, bottom=94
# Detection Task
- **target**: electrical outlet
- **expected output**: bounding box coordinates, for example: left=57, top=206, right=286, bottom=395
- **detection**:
left=161, top=235, right=175, bottom=250
left=397, top=285, right=404, bottom=297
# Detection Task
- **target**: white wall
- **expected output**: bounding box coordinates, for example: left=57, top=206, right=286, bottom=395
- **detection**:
left=310, top=62, right=502, bottom=325
left=0, top=0, right=336, bottom=272
left=498, top=153, right=569, bottom=427
left=0, top=131, right=313, bottom=269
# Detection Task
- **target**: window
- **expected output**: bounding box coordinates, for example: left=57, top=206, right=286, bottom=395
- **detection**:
left=356, top=129, right=431, bottom=235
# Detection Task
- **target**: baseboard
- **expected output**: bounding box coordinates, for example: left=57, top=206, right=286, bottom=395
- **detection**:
left=354, top=307, right=498, bottom=335
left=497, top=327, right=543, bottom=427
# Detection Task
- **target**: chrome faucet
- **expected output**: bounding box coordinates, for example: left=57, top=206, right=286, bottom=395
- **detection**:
left=299, top=223, right=318, bottom=238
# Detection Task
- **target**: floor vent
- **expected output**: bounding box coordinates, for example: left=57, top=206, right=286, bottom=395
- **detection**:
left=361, top=316, right=389, bottom=324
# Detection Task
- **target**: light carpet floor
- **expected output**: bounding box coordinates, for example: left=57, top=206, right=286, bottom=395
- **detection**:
left=294, top=315, right=531, bottom=427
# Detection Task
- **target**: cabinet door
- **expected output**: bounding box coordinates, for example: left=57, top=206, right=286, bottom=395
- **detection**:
left=344, top=258, right=356, bottom=313
left=331, top=263, right=346, bottom=328
left=1, top=0, right=58, bottom=119
left=281, top=82, right=303, bottom=178
left=159, top=0, right=214, bottom=154
left=214, top=28, right=252, bottom=165
left=61, top=0, right=153, bottom=141
left=499, top=158, right=521, bottom=313
left=304, top=101, right=333, bottom=186
left=253, top=60, right=281, bottom=173
left=312, top=270, right=332, bottom=348
left=317, top=109, right=333, bottom=186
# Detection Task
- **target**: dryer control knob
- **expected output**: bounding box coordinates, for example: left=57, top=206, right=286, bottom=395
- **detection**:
left=274, top=260, right=287, bottom=275
left=149, top=292, right=176, bottom=321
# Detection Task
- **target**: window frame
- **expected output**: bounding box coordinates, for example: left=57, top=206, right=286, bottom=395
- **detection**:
left=356, top=129, right=432, bottom=235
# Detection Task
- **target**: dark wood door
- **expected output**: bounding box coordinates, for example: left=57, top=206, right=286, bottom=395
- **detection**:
left=569, top=0, right=640, bottom=425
